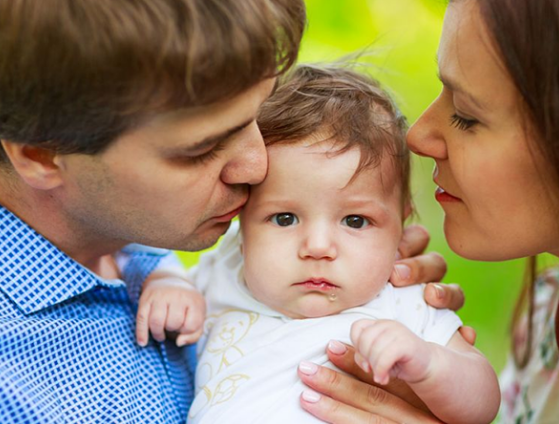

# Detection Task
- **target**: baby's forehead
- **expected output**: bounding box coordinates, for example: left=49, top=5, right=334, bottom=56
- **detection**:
left=268, top=136, right=403, bottom=187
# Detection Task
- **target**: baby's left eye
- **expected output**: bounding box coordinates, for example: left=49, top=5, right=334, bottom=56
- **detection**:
left=342, top=215, right=370, bottom=229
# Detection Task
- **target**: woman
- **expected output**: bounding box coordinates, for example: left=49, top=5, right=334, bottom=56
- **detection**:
left=298, top=0, right=559, bottom=422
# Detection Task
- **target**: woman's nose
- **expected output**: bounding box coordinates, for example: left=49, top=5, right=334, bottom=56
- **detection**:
left=407, top=97, right=448, bottom=160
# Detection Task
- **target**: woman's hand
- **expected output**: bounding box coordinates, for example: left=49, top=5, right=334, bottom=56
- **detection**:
left=298, top=341, right=443, bottom=423
left=390, top=224, right=465, bottom=311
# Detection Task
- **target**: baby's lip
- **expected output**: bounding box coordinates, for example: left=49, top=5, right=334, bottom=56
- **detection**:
left=294, top=278, right=340, bottom=290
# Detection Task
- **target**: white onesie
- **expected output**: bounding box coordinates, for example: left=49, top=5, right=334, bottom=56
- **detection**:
left=186, top=222, right=462, bottom=424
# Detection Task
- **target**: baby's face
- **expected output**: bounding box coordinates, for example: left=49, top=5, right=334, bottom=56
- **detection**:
left=240, top=139, right=404, bottom=318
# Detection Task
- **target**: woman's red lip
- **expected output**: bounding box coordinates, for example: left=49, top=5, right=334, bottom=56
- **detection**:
left=435, top=186, right=461, bottom=203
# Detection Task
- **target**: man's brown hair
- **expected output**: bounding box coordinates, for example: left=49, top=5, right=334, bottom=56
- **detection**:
left=0, top=0, right=306, bottom=160
left=258, top=64, right=410, bottom=206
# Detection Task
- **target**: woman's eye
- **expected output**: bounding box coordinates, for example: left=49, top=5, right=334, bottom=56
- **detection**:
left=271, top=213, right=299, bottom=227
left=343, top=215, right=369, bottom=229
left=450, top=113, right=478, bottom=131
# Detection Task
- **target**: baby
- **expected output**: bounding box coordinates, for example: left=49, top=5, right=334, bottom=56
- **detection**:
left=137, top=65, right=500, bottom=424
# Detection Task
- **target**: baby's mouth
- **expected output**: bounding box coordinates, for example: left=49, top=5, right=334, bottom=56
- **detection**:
left=294, top=279, right=339, bottom=291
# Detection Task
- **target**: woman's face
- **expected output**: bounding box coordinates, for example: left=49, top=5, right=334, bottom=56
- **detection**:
left=407, top=0, right=559, bottom=260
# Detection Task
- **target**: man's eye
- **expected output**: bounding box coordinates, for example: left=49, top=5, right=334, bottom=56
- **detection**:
left=271, top=213, right=299, bottom=227
left=342, top=215, right=369, bottom=229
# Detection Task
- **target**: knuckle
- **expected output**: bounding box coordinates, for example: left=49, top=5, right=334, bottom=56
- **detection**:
left=366, top=384, right=388, bottom=406
left=368, top=415, right=385, bottom=424
left=150, top=317, right=165, bottom=328
left=324, top=368, right=343, bottom=390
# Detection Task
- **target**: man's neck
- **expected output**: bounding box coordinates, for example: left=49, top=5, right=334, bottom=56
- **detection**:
left=0, top=182, right=125, bottom=277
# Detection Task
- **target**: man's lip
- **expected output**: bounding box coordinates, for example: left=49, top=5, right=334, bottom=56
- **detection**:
left=212, top=204, right=245, bottom=223
left=293, top=279, right=339, bottom=291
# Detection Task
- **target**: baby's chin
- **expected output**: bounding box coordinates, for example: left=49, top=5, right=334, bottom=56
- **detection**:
left=281, top=297, right=367, bottom=319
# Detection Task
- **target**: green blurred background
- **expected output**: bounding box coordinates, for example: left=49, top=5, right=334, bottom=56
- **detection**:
left=178, top=0, right=530, bottom=374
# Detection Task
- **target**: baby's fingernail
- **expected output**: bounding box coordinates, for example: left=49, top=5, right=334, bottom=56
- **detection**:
left=360, top=360, right=371, bottom=373
left=299, top=361, right=318, bottom=376
left=302, top=389, right=321, bottom=403
left=433, top=283, right=445, bottom=299
left=327, top=340, right=347, bottom=355
left=394, top=264, right=411, bottom=281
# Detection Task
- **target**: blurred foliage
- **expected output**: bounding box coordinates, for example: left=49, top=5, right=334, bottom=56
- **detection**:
left=178, top=0, right=533, bottom=372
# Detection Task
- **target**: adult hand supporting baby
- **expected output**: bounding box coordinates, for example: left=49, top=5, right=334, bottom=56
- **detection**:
left=298, top=341, right=442, bottom=423
left=390, top=224, right=466, bottom=313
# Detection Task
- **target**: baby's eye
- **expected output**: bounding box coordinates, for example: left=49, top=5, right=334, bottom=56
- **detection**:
left=342, top=215, right=370, bottom=229
left=271, top=213, right=299, bottom=227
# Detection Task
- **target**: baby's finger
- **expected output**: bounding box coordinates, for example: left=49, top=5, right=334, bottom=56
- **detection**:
left=181, top=305, right=206, bottom=334
left=136, top=301, right=152, bottom=347
left=350, top=319, right=376, bottom=344
left=149, top=303, right=168, bottom=342
left=165, top=303, right=187, bottom=332
left=176, top=327, right=204, bottom=347
left=326, top=341, right=429, bottom=413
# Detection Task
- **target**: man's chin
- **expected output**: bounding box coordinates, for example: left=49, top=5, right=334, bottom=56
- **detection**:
left=175, top=221, right=232, bottom=252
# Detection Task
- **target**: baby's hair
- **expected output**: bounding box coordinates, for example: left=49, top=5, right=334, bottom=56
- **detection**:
left=258, top=63, right=410, bottom=206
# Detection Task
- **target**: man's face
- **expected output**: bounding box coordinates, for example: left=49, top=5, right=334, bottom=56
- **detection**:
left=54, top=79, right=275, bottom=251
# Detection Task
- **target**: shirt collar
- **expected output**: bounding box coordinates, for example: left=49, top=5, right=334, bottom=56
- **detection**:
left=0, top=206, right=109, bottom=314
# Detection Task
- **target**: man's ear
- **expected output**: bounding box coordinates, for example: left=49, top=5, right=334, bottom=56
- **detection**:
left=1, top=140, right=63, bottom=190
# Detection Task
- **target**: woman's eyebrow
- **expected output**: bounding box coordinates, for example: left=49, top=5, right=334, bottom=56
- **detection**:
left=437, top=71, right=488, bottom=111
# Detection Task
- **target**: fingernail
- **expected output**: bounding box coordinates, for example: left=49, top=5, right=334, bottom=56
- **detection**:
left=394, top=264, right=411, bottom=281
left=433, top=283, right=445, bottom=299
left=327, top=340, right=347, bottom=355
left=302, top=389, right=321, bottom=403
left=299, top=361, right=318, bottom=376
left=360, top=360, right=371, bottom=373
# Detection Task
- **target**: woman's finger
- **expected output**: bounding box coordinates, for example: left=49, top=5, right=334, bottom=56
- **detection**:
left=398, top=224, right=430, bottom=258
left=298, top=362, right=439, bottom=423
left=390, top=252, right=447, bottom=287
left=423, top=282, right=465, bottom=311
left=300, top=389, right=401, bottom=424
left=326, top=340, right=428, bottom=412
left=458, top=326, right=477, bottom=345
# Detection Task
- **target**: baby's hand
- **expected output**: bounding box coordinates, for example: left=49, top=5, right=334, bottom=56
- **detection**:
left=136, top=275, right=206, bottom=347
left=350, top=319, right=434, bottom=386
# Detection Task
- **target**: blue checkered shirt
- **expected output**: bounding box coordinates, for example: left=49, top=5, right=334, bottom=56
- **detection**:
left=0, top=206, right=195, bottom=423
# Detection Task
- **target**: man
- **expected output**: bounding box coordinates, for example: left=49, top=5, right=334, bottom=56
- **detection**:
left=0, top=1, right=304, bottom=422
left=0, top=1, right=458, bottom=422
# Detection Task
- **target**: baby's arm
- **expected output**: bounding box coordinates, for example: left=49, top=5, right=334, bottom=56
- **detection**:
left=136, top=268, right=206, bottom=347
left=351, top=319, right=500, bottom=424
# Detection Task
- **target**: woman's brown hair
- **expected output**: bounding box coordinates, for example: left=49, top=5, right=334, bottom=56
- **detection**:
left=0, top=0, right=306, bottom=160
left=476, top=0, right=559, bottom=366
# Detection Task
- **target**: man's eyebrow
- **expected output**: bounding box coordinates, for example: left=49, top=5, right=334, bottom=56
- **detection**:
left=171, top=118, right=254, bottom=154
